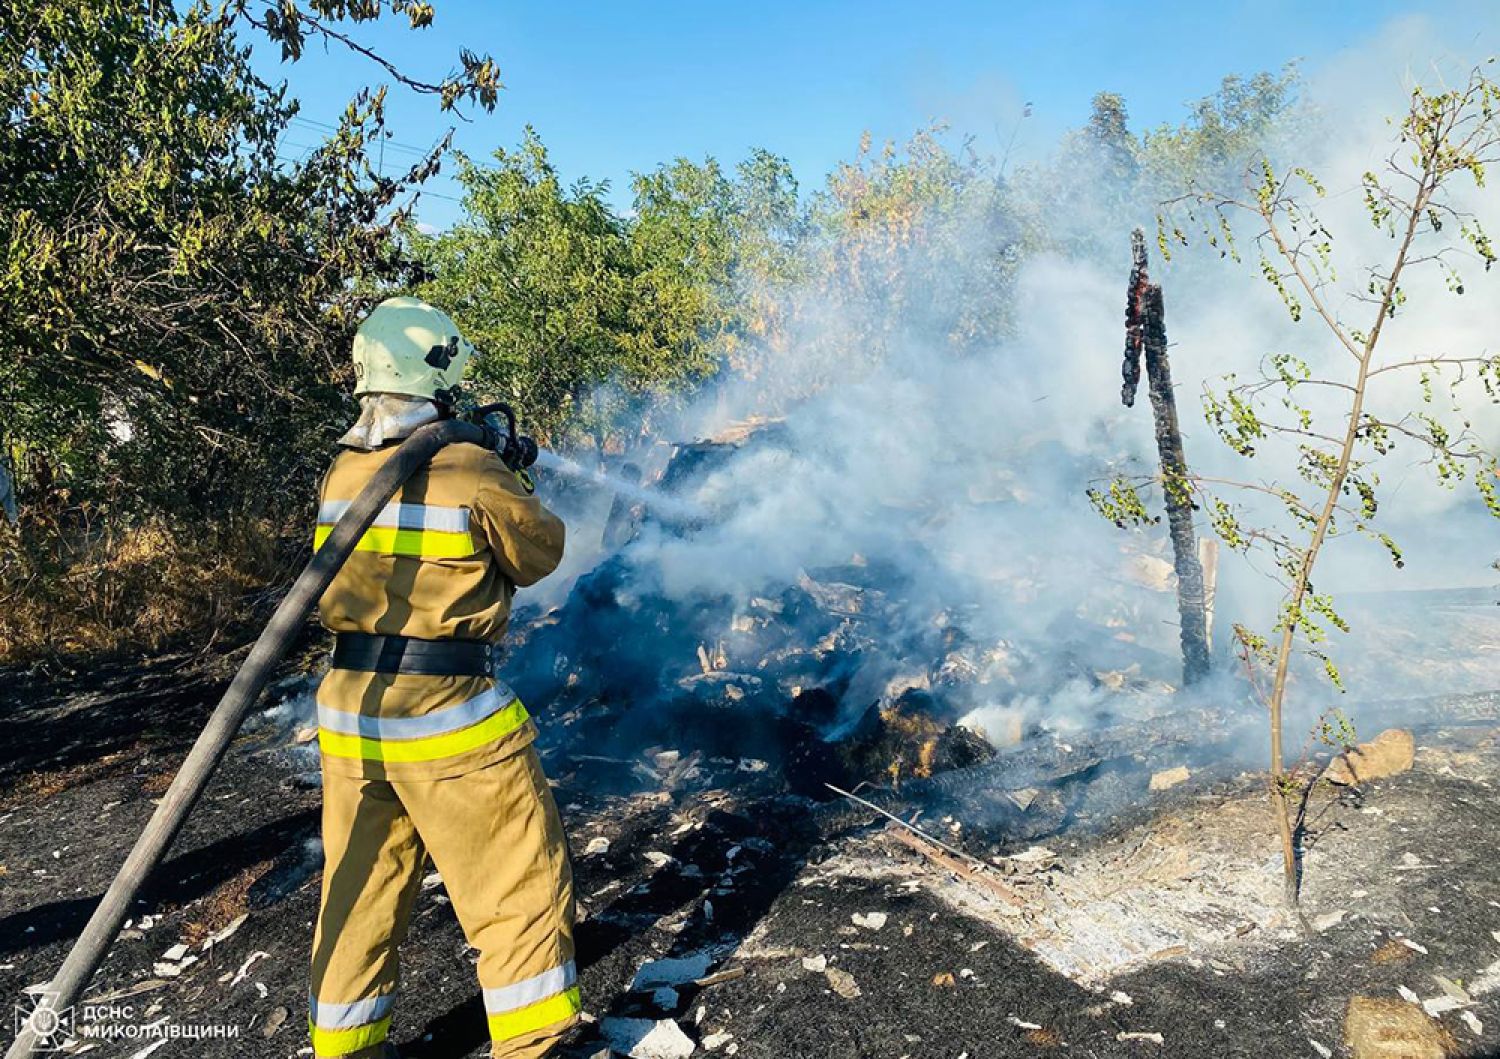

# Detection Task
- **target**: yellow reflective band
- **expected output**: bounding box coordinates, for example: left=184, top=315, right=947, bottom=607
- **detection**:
left=486, top=986, right=581, bottom=1043
left=313, top=524, right=476, bottom=559
left=319, top=698, right=531, bottom=764
left=309, top=1015, right=391, bottom=1058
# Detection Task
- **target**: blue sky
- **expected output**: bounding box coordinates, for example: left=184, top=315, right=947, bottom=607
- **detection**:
left=251, top=1, right=1496, bottom=229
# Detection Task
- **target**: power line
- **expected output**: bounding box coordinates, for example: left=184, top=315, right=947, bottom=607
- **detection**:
left=289, top=116, right=446, bottom=159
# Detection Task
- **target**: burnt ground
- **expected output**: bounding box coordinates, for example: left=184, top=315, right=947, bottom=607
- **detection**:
left=2, top=651, right=1499, bottom=1059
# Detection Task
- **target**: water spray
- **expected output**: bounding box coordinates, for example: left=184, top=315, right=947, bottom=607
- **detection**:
left=533, top=447, right=707, bottom=524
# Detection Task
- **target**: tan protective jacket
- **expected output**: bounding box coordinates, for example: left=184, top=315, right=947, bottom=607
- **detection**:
left=314, top=441, right=565, bottom=781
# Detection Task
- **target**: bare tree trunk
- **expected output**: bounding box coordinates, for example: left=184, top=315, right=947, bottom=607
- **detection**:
left=1123, top=230, right=1211, bottom=687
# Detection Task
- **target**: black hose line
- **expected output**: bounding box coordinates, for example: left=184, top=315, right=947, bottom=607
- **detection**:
left=7, top=419, right=492, bottom=1059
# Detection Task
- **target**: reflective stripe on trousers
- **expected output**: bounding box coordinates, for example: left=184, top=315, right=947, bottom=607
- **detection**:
left=318, top=684, right=531, bottom=765
left=483, top=961, right=581, bottom=1043
left=308, top=993, right=394, bottom=1057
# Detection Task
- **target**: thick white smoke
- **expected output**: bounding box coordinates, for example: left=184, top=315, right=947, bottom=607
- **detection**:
left=534, top=15, right=1500, bottom=745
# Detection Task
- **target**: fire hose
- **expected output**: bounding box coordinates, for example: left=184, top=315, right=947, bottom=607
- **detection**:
left=7, top=408, right=529, bottom=1058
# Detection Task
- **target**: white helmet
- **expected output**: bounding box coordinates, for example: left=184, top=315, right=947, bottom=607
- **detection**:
left=352, top=296, right=474, bottom=402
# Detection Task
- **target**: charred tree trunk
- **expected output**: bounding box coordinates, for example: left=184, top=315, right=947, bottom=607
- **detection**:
left=1122, top=229, right=1211, bottom=687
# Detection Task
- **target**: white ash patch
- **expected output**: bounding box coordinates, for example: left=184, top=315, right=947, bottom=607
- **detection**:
left=812, top=798, right=1293, bottom=982
left=803, top=735, right=1500, bottom=984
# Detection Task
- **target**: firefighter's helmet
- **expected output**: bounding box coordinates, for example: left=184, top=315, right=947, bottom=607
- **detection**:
left=352, top=297, right=474, bottom=403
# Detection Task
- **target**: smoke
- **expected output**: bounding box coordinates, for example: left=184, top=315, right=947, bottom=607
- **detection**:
left=526, top=15, right=1500, bottom=754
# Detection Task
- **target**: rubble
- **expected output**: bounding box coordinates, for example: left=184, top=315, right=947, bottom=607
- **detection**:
left=1343, top=996, right=1455, bottom=1059
left=601, top=1017, right=697, bottom=1058
left=1324, top=728, right=1417, bottom=785
left=633, top=953, right=715, bottom=991
left=1148, top=765, right=1190, bottom=791
left=824, top=966, right=861, bottom=998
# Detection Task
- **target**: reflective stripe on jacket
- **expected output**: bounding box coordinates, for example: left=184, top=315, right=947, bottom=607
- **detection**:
left=314, top=440, right=565, bottom=781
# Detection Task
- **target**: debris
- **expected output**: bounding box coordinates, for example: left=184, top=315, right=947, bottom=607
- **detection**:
left=645, top=851, right=678, bottom=869
left=1421, top=995, right=1465, bottom=1018
left=1472, top=958, right=1500, bottom=997
left=1460, top=1010, right=1482, bottom=1036
left=261, top=1006, right=289, bottom=1038
left=692, top=968, right=745, bottom=989
left=652, top=987, right=680, bottom=1010
left=1398, top=938, right=1429, bottom=955
left=825, top=967, right=861, bottom=998
left=801, top=955, right=828, bottom=973
left=1110, top=991, right=1133, bottom=1006
left=601, top=1017, right=697, bottom=1059
left=932, top=973, right=956, bottom=988
left=1007, top=1016, right=1043, bottom=1031
left=584, top=836, right=611, bottom=856
left=702, top=1032, right=733, bottom=1051
left=881, top=826, right=1025, bottom=908
left=1312, top=910, right=1346, bottom=932
left=1006, top=845, right=1058, bottom=869
left=634, top=953, right=715, bottom=991
left=85, top=979, right=170, bottom=1005
left=851, top=912, right=888, bottom=931
left=200, top=913, right=248, bottom=951
left=1371, top=940, right=1414, bottom=965
left=229, top=951, right=270, bottom=987
left=1344, top=996, right=1455, bottom=1059
left=1432, top=975, right=1471, bottom=1003
left=1310, top=1041, right=1333, bottom=1058
left=1323, top=729, right=1416, bottom=785
left=152, top=951, right=198, bottom=977
left=1148, top=766, right=1190, bottom=792
left=1115, top=1031, right=1164, bottom=1044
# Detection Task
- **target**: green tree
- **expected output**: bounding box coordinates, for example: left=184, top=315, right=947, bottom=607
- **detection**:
left=413, top=131, right=791, bottom=449
left=0, top=0, right=497, bottom=520
left=1140, top=68, right=1302, bottom=195
left=0, top=0, right=496, bottom=658
left=795, top=126, right=1012, bottom=385
left=630, top=149, right=804, bottom=374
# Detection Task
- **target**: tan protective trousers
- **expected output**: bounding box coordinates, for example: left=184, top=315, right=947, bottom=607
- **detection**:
left=308, top=746, right=578, bottom=1058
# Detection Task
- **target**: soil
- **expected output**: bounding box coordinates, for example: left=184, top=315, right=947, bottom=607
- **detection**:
left=2, top=650, right=1499, bottom=1059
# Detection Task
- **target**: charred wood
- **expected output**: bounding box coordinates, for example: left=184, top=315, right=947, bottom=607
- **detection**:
left=812, top=706, right=1236, bottom=837
left=1122, top=229, right=1211, bottom=687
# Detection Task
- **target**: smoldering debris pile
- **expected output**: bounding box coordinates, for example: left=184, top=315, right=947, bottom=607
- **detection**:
left=506, top=418, right=1260, bottom=846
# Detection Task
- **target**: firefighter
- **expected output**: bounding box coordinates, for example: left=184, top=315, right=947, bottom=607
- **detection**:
left=308, top=297, right=573, bottom=1059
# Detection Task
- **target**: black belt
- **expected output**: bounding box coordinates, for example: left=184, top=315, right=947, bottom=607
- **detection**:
left=331, top=633, right=497, bottom=676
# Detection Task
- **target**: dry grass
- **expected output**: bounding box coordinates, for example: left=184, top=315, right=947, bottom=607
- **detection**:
left=180, top=857, right=272, bottom=948
left=0, top=514, right=304, bottom=665
left=0, top=746, right=142, bottom=811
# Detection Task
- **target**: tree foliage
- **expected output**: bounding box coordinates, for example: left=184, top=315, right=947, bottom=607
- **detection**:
left=411, top=133, right=804, bottom=447
left=0, top=0, right=495, bottom=522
